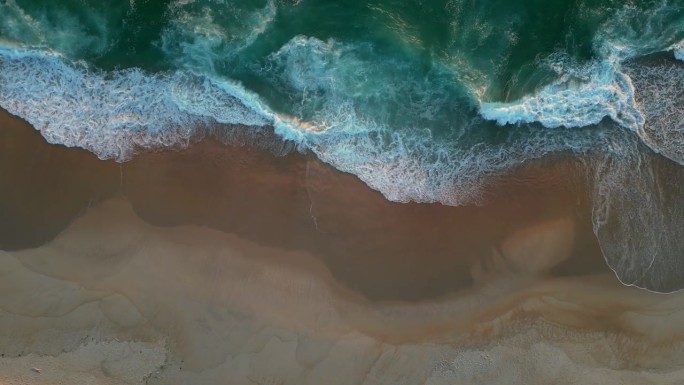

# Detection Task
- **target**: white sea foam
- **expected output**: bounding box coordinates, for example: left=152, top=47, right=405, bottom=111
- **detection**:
left=480, top=50, right=684, bottom=176
left=264, top=36, right=394, bottom=135
left=303, top=126, right=597, bottom=206
left=1, top=0, right=684, bottom=294
left=672, top=40, right=684, bottom=61
left=0, top=28, right=677, bottom=211
left=590, top=121, right=684, bottom=293
left=0, top=42, right=600, bottom=206
left=479, top=58, right=644, bottom=131
left=0, top=48, right=271, bottom=160
left=624, top=60, right=684, bottom=166
left=260, top=36, right=598, bottom=205
left=264, top=36, right=598, bottom=203
left=479, top=0, right=683, bottom=134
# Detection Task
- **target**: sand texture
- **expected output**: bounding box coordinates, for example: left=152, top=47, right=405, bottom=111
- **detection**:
left=1, top=200, right=684, bottom=384
left=2, top=109, right=684, bottom=384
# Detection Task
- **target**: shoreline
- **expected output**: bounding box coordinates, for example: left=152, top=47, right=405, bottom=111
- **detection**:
left=0, top=108, right=608, bottom=301
left=7, top=108, right=684, bottom=384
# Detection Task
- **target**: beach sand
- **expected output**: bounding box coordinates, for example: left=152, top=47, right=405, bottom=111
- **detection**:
left=0, top=109, right=605, bottom=301
left=2, top=109, right=684, bottom=384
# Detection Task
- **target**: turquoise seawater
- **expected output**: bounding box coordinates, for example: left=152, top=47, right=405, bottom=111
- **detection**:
left=1, top=0, right=684, bottom=291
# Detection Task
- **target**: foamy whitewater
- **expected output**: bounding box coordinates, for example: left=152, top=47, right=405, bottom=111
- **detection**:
left=1, top=0, right=684, bottom=292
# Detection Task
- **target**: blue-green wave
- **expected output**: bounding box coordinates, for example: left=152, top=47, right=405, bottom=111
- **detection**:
left=1, top=0, right=684, bottom=291
left=1, top=0, right=682, bottom=201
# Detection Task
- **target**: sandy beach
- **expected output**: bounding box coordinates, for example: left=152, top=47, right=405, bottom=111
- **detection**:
left=3, top=109, right=684, bottom=384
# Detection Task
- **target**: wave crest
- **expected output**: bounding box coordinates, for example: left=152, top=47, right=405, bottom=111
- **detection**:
left=479, top=58, right=643, bottom=131
left=0, top=48, right=270, bottom=160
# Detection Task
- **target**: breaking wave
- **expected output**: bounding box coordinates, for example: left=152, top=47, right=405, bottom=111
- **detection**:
left=1, top=0, right=684, bottom=293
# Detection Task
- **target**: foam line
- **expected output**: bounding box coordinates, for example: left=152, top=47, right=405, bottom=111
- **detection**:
left=0, top=48, right=271, bottom=160
left=479, top=59, right=643, bottom=131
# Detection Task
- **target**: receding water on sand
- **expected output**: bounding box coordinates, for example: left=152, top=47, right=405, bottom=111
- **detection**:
left=3, top=198, right=684, bottom=385
left=2, top=0, right=684, bottom=382
left=3, top=109, right=684, bottom=384
left=0, top=109, right=605, bottom=301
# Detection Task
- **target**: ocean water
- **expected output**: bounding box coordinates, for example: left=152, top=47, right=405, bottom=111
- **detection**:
left=1, top=0, right=684, bottom=291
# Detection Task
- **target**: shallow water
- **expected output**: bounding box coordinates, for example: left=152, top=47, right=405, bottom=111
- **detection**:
left=0, top=109, right=606, bottom=301
left=4, top=111, right=684, bottom=384
left=2, top=1, right=684, bottom=383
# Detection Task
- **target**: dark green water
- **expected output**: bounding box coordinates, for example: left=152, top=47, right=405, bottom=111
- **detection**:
left=1, top=0, right=681, bottom=144
left=1, top=0, right=684, bottom=292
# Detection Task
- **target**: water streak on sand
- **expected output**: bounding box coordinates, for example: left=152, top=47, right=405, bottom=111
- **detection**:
left=1, top=200, right=684, bottom=384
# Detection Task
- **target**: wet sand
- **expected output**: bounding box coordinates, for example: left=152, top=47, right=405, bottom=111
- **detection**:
left=0, top=109, right=606, bottom=301
left=4, top=109, right=684, bottom=384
